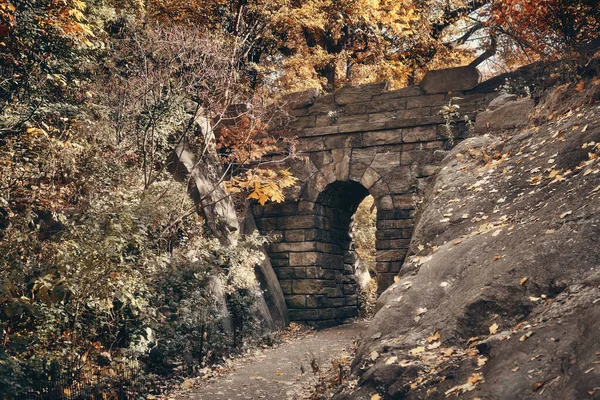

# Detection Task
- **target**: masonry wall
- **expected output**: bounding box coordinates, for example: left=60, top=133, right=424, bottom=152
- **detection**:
left=253, top=70, right=498, bottom=325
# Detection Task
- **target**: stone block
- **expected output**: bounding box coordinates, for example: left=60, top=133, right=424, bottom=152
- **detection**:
left=392, top=193, right=416, bottom=209
left=306, top=295, right=329, bottom=308
left=377, top=239, right=411, bottom=251
left=375, top=262, right=391, bottom=273
left=276, top=267, right=307, bottom=280
left=345, top=295, right=359, bottom=306
left=289, top=252, right=323, bottom=267
left=293, top=279, right=329, bottom=295
left=376, top=229, right=405, bottom=240
left=324, top=133, right=363, bottom=149
left=325, top=298, right=347, bottom=307
left=378, top=209, right=414, bottom=220
left=402, top=149, right=435, bottom=166
left=331, top=148, right=351, bottom=181
left=279, top=280, right=292, bottom=295
left=383, top=167, right=412, bottom=193
left=309, top=151, right=333, bottom=169
left=369, top=179, right=390, bottom=200
left=419, top=66, right=480, bottom=94
left=376, top=249, right=408, bottom=262
left=290, top=116, right=317, bottom=130
left=370, top=151, right=401, bottom=175
left=343, top=284, right=357, bottom=295
left=285, top=88, right=320, bottom=109
left=362, top=129, right=403, bottom=146
left=337, top=121, right=386, bottom=134
left=297, top=137, right=325, bottom=152
left=376, top=195, right=394, bottom=211
left=306, top=267, right=336, bottom=279
left=285, top=230, right=306, bottom=242
left=376, top=219, right=414, bottom=230
left=285, top=295, right=306, bottom=308
left=335, top=113, right=367, bottom=125
left=308, top=93, right=335, bottom=114
left=270, top=241, right=318, bottom=253
left=323, top=287, right=343, bottom=298
left=373, top=85, right=423, bottom=100
left=270, top=257, right=289, bottom=268
left=278, top=215, right=315, bottom=230
left=349, top=148, right=376, bottom=181
left=368, top=111, right=398, bottom=123
left=335, top=82, right=388, bottom=105
left=402, top=126, right=437, bottom=143
left=302, top=125, right=339, bottom=137
left=406, top=94, right=446, bottom=109
left=360, top=167, right=382, bottom=190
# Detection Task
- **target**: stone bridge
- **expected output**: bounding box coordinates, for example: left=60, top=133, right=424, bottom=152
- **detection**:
left=252, top=66, right=500, bottom=325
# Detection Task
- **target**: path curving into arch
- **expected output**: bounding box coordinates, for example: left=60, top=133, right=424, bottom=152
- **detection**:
left=178, top=321, right=368, bottom=400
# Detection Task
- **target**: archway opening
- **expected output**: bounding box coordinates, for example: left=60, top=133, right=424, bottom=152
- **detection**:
left=311, top=181, right=377, bottom=323
left=352, top=195, right=378, bottom=317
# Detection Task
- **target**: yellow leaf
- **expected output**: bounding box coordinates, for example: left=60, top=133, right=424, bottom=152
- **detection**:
left=410, top=346, right=425, bottom=356
left=519, top=277, right=528, bottom=285
left=426, top=332, right=440, bottom=343
left=370, top=394, right=381, bottom=400
left=489, top=323, right=498, bottom=335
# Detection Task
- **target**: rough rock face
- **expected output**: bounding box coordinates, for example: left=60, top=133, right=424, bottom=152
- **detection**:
left=333, top=80, right=600, bottom=399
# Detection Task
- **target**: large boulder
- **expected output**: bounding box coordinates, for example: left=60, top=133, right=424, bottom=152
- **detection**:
left=419, top=66, right=480, bottom=94
left=333, top=83, right=600, bottom=400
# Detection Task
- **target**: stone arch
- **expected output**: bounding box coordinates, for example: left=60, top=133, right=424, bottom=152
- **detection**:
left=252, top=68, right=499, bottom=323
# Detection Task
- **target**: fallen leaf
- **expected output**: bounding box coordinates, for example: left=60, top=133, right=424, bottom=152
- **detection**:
left=533, top=381, right=545, bottom=392
left=426, top=332, right=441, bottom=343
left=370, top=351, right=380, bottom=361
left=416, top=307, right=428, bottom=315
left=275, top=370, right=285, bottom=376
left=428, top=341, right=442, bottom=350
left=520, top=277, right=528, bottom=285
left=520, top=331, right=534, bottom=341
left=410, top=346, right=425, bottom=356
left=477, top=356, right=488, bottom=367
left=489, top=323, right=499, bottom=335
left=385, top=356, right=398, bottom=365
left=494, top=255, right=503, bottom=261
left=370, top=394, right=381, bottom=400
left=545, top=229, right=556, bottom=234
left=512, top=366, right=519, bottom=372
left=452, top=240, right=463, bottom=246
left=559, top=211, right=572, bottom=218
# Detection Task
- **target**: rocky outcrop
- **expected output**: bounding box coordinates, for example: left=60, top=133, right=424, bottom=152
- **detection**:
left=169, top=107, right=289, bottom=332
left=332, top=76, right=600, bottom=399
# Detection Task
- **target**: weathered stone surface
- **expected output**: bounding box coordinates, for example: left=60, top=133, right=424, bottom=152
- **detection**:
left=362, top=129, right=402, bottom=146
left=284, top=88, right=320, bottom=109
left=335, top=82, right=388, bottom=105
left=487, top=92, right=518, bottom=110
left=474, top=98, right=534, bottom=134
left=293, top=279, right=335, bottom=295
left=402, top=126, right=437, bottom=143
left=419, top=66, right=480, bottom=94
left=406, top=93, right=446, bottom=109
left=285, top=295, right=306, bottom=308
left=373, top=85, right=423, bottom=100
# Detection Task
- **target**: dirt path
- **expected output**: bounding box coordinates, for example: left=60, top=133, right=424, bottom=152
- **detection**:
left=177, top=321, right=369, bottom=400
